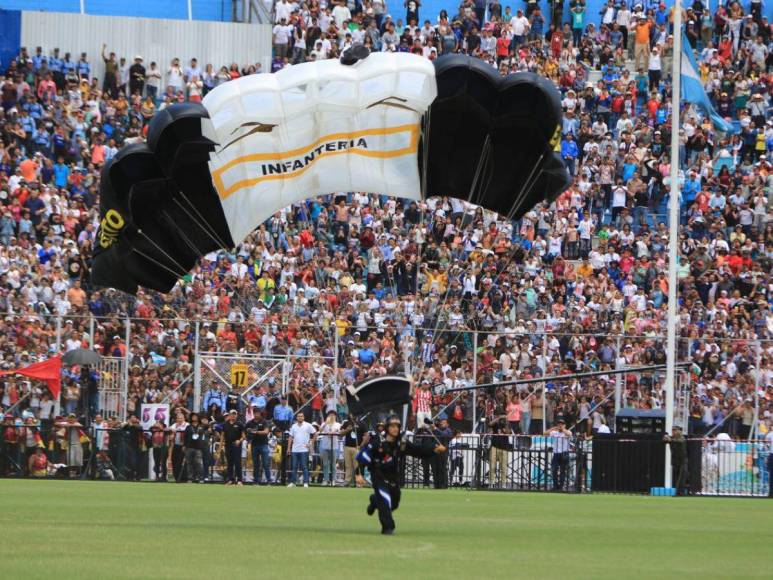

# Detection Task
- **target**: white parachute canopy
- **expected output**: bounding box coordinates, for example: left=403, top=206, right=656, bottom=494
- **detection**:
left=201, top=53, right=437, bottom=244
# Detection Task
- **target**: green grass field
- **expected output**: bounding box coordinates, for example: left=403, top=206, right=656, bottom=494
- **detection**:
left=1, top=480, right=771, bottom=579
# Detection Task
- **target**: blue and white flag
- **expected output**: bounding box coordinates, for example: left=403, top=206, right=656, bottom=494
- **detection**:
left=680, top=33, right=734, bottom=133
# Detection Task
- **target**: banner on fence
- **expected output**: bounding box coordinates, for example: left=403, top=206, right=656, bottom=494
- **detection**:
left=140, top=404, right=170, bottom=431
left=701, top=441, right=768, bottom=496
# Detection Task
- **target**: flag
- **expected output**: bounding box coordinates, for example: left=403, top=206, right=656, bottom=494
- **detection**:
left=680, top=33, right=735, bottom=133
left=0, top=355, right=62, bottom=398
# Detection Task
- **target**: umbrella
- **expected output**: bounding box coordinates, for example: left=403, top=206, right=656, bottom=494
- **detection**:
left=62, top=348, right=102, bottom=366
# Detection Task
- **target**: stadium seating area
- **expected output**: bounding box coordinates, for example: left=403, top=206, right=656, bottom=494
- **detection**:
left=0, top=0, right=770, bottom=452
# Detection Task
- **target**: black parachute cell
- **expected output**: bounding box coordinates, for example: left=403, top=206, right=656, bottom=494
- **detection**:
left=424, top=55, right=569, bottom=219
left=519, top=152, right=572, bottom=218
left=91, top=103, right=233, bottom=294
left=345, top=375, right=412, bottom=415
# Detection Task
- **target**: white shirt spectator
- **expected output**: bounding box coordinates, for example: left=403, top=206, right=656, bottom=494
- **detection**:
left=332, top=4, right=351, bottom=28
left=289, top=421, right=316, bottom=452
left=510, top=15, right=530, bottom=36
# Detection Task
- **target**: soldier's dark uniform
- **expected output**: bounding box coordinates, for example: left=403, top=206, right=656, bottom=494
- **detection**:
left=356, top=418, right=438, bottom=534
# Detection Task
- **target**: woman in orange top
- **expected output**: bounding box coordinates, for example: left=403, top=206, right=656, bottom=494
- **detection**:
left=506, top=393, right=522, bottom=433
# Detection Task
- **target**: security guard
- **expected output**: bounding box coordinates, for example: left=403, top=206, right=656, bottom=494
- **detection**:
left=356, top=415, right=446, bottom=535
left=664, top=425, right=688, bottom=495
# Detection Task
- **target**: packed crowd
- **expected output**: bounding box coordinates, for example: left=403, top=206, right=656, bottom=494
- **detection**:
left=0, top=0, right=772, bottom=471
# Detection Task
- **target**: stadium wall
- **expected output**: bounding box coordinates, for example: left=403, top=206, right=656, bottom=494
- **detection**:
left=18, top=11, right=272, bottom=85
left=0, top=0, right=232, bottom=22
left=0, top=9, right=21, bottom=72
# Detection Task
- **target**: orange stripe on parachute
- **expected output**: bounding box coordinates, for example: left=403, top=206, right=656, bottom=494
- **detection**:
left=212, top=124, right=420, bottom=200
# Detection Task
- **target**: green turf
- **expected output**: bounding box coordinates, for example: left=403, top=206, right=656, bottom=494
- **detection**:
left=1, top=480, right=771, bottom=579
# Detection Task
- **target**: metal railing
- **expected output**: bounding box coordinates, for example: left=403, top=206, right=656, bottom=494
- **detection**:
left=3, top=426, right=769, bottom=497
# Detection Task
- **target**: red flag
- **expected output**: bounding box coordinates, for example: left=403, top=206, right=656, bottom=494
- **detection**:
left=0, top=356, right=62, bottom=398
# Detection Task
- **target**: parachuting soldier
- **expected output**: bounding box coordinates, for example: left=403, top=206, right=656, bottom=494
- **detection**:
left=356, top=415, right=446, bottom=535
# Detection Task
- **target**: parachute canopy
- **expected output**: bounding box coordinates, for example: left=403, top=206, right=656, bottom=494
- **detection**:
left=425, top=55, right=569, bottom=219
left=345, top=375, right=412, bottom=416
left=92, top=52, right=568, bottom=294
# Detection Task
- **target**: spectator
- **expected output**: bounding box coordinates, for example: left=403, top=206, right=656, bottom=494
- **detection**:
left=0, top=1, right=770, bottom=474
left=221, top=409, right=245, bottom=485
left=184, top=412, right=206, bottom=483
left=287, top=411, right=316, bottom=488
left=246, top=408, right=272, bottom=484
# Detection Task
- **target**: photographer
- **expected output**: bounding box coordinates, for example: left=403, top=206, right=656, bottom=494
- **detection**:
left=545, top=417, right=572, bottom=491
left=149, top=419, right=169, bottom=482
left=245, top=407, right=272, bottom=485
left=414, top=420, right=436, bottom=486
left=432, top=418, right=453, bottom=489
left=183, top=413, right=206, bottom=483
left=340, top=415, right=366, bottom=487
left=169, top=412, right=189, bottom=482
left=121, top=415, right=144, bottom=482
left=95, top=450, right=117, bottom=481
left=448, top=430, right=465, bottom=486
left=488, top=418, right=512, bottom=488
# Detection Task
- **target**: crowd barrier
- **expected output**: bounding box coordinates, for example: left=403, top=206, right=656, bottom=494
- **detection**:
left=2, top=427, right=770, bottom=497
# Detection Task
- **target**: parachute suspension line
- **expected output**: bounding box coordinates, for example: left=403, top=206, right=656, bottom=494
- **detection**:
left=161, top=210, right=208, bottom=258
left=420, top=105, right=431, bottom=199
left=414, top=134, right=491, bottom=383
left=413, top=256, right=477, bottom=383
left=415, top=106, right=432, bottom=307
left=506, top=150, right=547, bottom=221
left=174, top=194, right=230, bottom=250
left=466, top=134, right=492, bottom=205
left=135, top=230, right=191, bottom=278
left=132, top=248, right=189, bottom=280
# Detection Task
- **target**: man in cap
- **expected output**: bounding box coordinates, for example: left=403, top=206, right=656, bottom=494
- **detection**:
left=663, top=425, right=688, bottom=495
left=273, top=396, right=294, bottom=431
left=545, top=416, right=572, bottom=491
left=128, top=55, right=145, bottom=96
left=221, top=410, right=245, bottom=485
left=246, top=407, right=272, bottom=484
left=356, top=415, right=446, bottom=534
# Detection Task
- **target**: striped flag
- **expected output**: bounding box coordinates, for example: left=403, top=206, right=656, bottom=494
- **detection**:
left=680, top=33, right=734, bottom=133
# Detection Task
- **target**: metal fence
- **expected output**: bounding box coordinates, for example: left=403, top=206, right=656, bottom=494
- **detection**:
left=16, top=312, right=771, bottom=440
left=3, top=426, right=770, bottom=498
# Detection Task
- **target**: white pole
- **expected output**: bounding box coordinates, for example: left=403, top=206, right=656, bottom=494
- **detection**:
left=614, top=335, right=622, bottom=418
left=54, top=316, right=62, bottom=417
left=472, top=332, right=478, bottom=432
left=80, top=0, right=85, bottom=15
left=122, top=317, right=130, bottom=422
left=665, top=0, right=683, bottom=489
left=541, top=333, right=548, bottom=432
left=193, top=321, right=201, bottom=412
left=333, top=328, right=339, bottom=396
left=750, top=345, right=761, bottom=441
left=187, top=0, right=193, bottom=21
